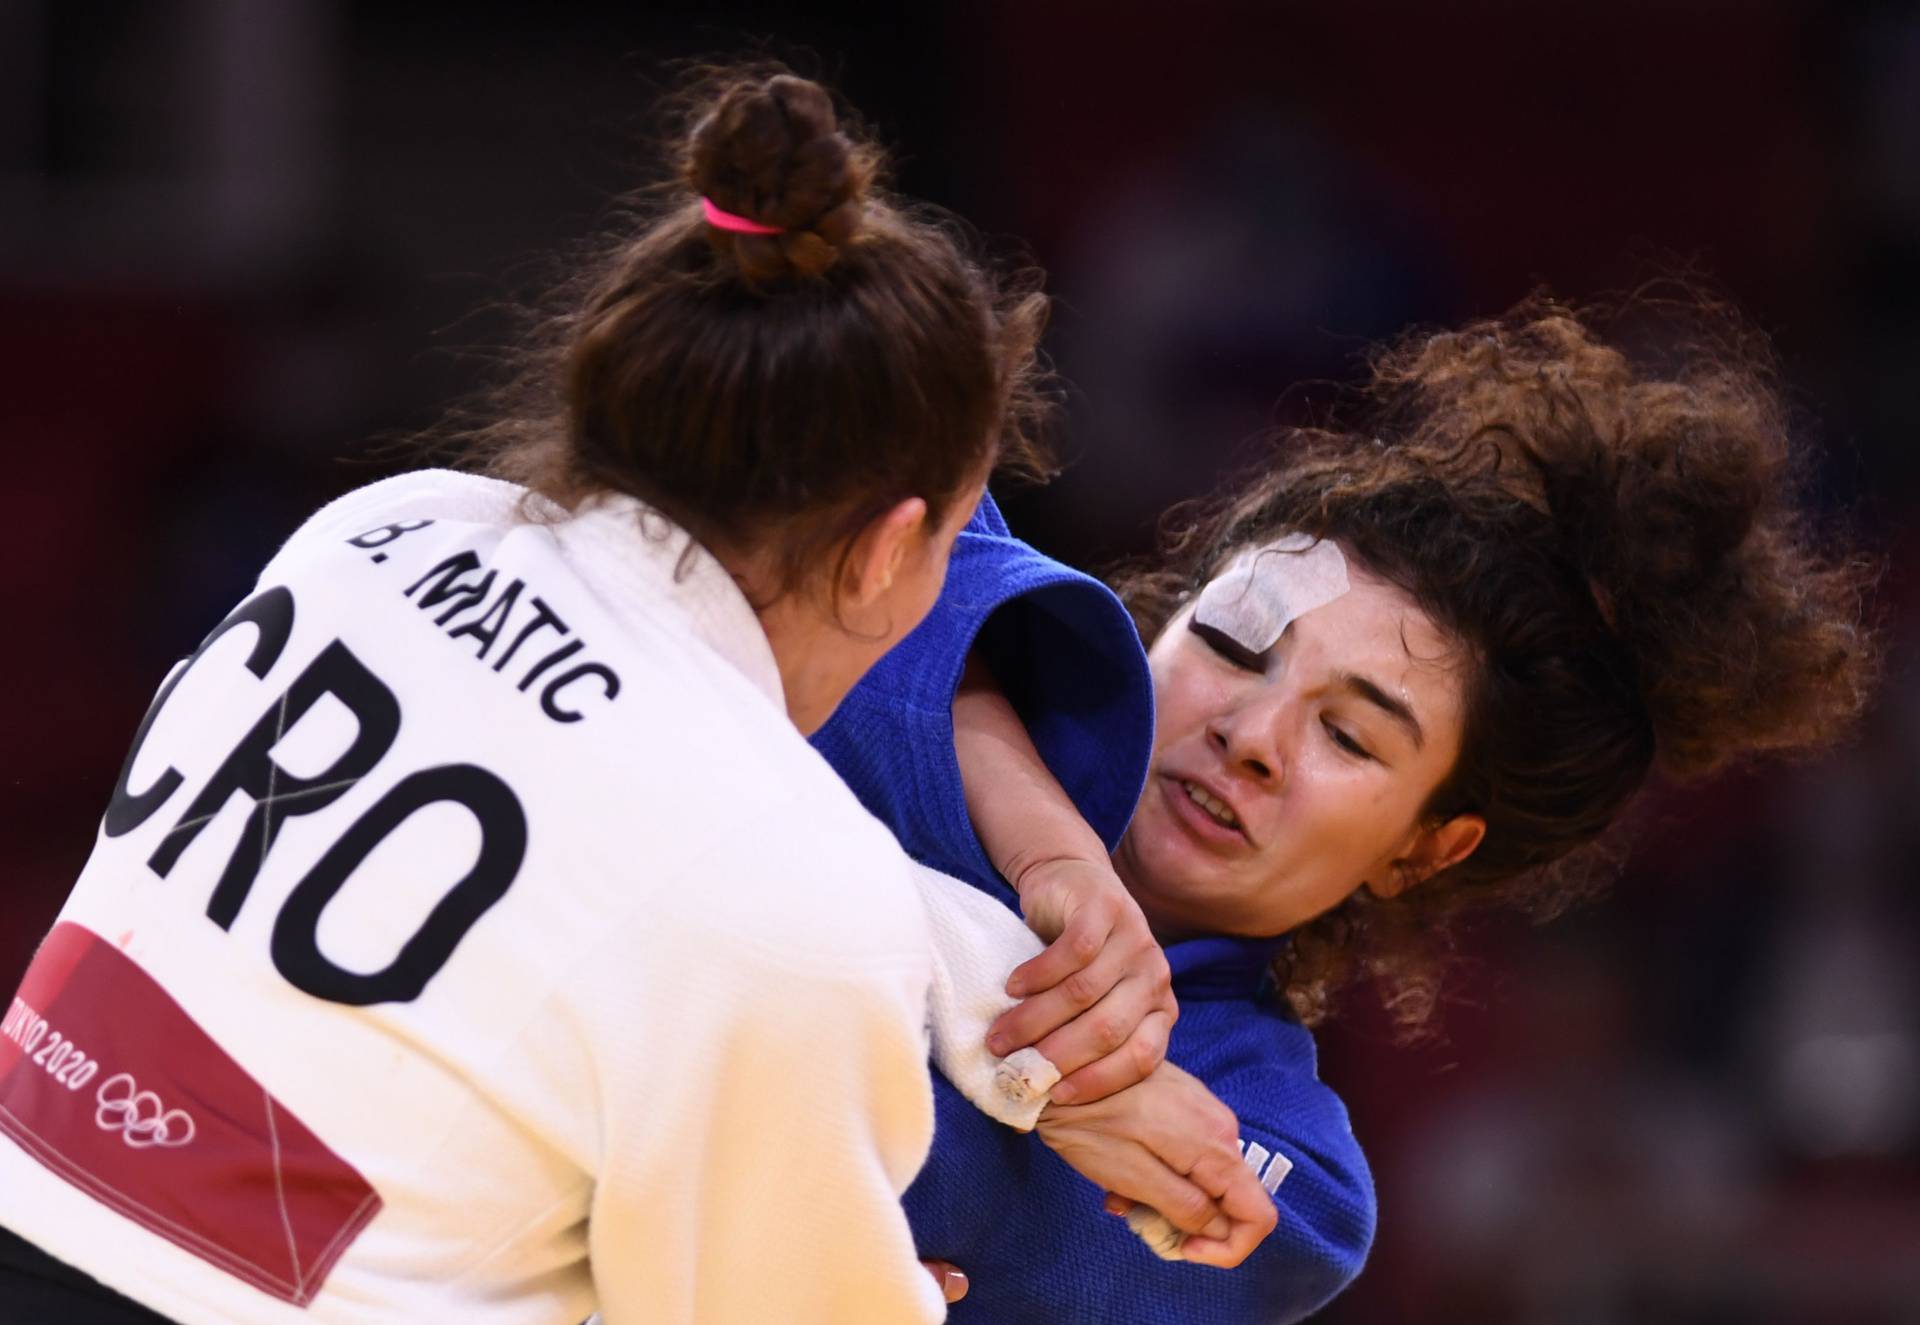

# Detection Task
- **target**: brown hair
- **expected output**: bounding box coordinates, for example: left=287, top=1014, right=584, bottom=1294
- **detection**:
left=1115, top=295, right=1877, bottom=1037
left=445, top=64, right=1054, bottom=597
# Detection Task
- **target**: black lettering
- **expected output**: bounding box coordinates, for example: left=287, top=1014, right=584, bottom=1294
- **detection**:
left=347, top=519, right=434, bottom=549
left=105, top=587, right=296, bottom=839
left=271, top=765, right=527, bottom=1005
left=517, top=639, right=584, bottom=692
left=432, top=570, right=496, bottom=626
left=147, top=641, right=401, bottom=930
left=539, top=663, right=621, bottom=723
left=445, top=578, right=524, bottom=659
left=490, top=595, right=567, bottom=673
left=404, top=551, right=494, bottom=625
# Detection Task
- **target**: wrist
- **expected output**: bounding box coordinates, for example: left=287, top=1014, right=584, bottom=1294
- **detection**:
left=1001, top=841, right=1114, bottom=897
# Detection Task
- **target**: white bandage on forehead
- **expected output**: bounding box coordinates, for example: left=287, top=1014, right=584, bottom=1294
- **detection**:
left=1192, top=533, right=1350, bottom=655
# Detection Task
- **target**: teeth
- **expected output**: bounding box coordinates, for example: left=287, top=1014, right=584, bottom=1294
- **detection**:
left=1182, top=781, right=1241, bottom=830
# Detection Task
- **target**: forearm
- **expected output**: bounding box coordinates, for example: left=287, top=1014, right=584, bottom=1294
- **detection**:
left=1034, top=1059, right=1276, bottom=1265
left=909, top=1068, right=1366, bottom=1324
left=955, top=652, right=1176, bottom=1105
left=954, top=651, right=1109, bottom=891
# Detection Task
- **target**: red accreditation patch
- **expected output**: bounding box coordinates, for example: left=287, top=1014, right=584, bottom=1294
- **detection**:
left=0, top=922, right=381, bottom=1307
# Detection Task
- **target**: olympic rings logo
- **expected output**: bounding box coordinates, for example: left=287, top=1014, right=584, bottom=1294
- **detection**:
left=93, top=1073, right=196, bottom=1150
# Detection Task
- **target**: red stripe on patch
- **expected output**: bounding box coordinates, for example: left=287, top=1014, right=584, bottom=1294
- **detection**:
left=0, top=922, right=380, bottom=1307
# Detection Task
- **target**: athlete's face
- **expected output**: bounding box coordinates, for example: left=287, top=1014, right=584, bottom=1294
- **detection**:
left=1113, top=550, right=1480, bottom=941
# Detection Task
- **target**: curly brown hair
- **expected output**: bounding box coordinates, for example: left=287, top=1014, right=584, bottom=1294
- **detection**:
left=1113, top=295, right=1878, bottom=1037
left=434, top=63, right=1057, bottom=601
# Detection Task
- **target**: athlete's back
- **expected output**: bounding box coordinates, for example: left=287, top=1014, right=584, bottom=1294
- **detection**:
left=0, top=472, right=942, bottom=1324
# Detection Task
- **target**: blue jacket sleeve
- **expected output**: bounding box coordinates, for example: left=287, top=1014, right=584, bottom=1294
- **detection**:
left=814, top=495, right=1375, bottom=1322
left=1180, top=1004, right=1377, bottom=1320
left=812, top=491, right=1154, bottom=899
left=903, top=1000, right=1375, bottom=1325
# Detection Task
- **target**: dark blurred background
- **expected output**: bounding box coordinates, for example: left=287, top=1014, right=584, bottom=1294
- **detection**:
left=4, top=2, right=1918, bottom=1320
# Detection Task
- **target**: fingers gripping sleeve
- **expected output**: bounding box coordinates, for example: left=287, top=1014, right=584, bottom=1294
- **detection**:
left=910, top=863, right=1060, bottom=1132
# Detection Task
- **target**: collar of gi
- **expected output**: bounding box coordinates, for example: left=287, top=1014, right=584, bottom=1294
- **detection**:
left=555, top=492, right=786, bottom=711
left=1166, top=933, right=1289, bottom=1002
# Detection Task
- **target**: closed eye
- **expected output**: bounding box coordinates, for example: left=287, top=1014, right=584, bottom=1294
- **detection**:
left=1323, top=719, right=1375, bottom=761
left=1188, top=620, right=1264, bottom=672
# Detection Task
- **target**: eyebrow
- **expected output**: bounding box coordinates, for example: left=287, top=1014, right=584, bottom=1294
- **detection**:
left=1334, top=671, right=1426, bottom=750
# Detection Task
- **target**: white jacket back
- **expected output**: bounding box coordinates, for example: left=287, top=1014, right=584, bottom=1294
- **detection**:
left=0, top=471, right=945, bottom=1325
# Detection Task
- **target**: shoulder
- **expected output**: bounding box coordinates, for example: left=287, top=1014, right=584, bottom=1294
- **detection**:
left=756, top=749, right=932, bottom=936
left=963, top=489, right=1012, bottom=538
left=647, top=735, right=935, bottom=980
left=818, top=493, right=1154, bottom=861
left=946, top=511, right=1119, bottom=617
left=268, top=470, right=533, bottom=568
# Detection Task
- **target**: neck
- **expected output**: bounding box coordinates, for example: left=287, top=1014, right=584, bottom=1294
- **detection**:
left=703, top=537, right=860, bottom=736
left=1109, top=841, right=1202, bottom=946
left=753, top=591, right=862, bottom=735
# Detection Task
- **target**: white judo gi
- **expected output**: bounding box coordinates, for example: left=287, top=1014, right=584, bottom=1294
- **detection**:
left=0, top=471, right=1048, bottom=1325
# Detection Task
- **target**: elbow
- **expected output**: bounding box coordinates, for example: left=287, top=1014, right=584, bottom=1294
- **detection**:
left=1324, top=1172, right=1377, bottom=1290
left=1270, top=1145, right=1377, bottom=1318
left=1324, top=1140, right=1377, bottom=1276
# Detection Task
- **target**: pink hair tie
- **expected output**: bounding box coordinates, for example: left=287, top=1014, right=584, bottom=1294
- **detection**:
left=701, top=196, right=784, bottom=236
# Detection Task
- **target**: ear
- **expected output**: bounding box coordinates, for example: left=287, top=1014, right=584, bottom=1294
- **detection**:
left=838, top=496, right=930, bottom=610
left=1366, top=813, right=1486, bottom=900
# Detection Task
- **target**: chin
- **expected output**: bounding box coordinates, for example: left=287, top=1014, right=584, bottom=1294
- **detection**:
left=1137, top=868, right=1243, bottom=937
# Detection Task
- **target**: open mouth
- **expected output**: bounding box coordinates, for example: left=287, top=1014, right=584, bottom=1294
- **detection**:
left=1179, top=779, right=1242, bottom=832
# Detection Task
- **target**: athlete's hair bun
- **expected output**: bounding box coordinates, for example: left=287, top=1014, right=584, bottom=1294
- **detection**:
left=684, top=72, right=873, bottom=283
left=458, top=61, right=1054, bottom=606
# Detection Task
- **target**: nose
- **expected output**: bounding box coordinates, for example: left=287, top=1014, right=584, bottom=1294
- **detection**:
left=1207, top=688, right=1290, bottom=785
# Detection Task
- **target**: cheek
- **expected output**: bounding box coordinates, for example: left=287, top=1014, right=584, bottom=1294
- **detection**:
left=1148, top=656, right=1236, bottom=752
left=1279, top=756, right=1406, bottom=869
